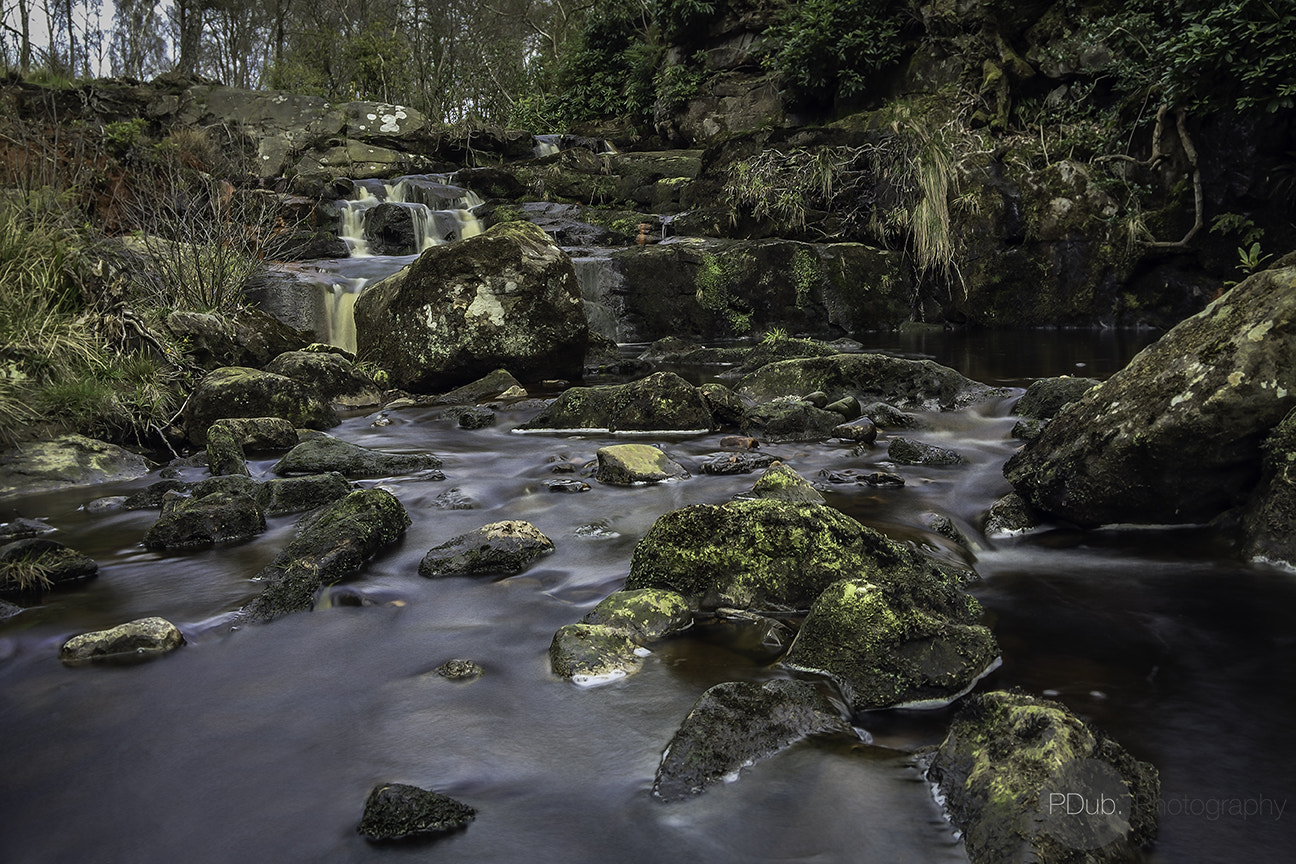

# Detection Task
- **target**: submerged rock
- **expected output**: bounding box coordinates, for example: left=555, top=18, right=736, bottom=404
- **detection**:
left=596, top=444, right=689, bottom=485
left=652, top=679, right=851, bottom=801
left=241, top=488, right=411, bottom=623
left=183, top=366, right=338, bottom=445
left=698, top=451, right=778, bottom=475
left=739, top=354, right=998, bottom=411
left=59, top=616, right=184, bottom=664
left=782, top=577, right=999, bottom=710
left=1006, top=267, right=1296, bottom=527
left=357, top=783, right=475, bottom=841
left=272, top=436, right=442, bottom=478
left=354, top=221, right=588, bottom=392
left=0, top=539, right=98, bottom=596
left=418, top=520, right=554, bottom=578
left=434, top=659, right=484, bottom=681
left=0, top=434, right=154, bottom=499
left=926, top=690, right=1159, bottom=864
left=888, top=437, right=965, bottom=466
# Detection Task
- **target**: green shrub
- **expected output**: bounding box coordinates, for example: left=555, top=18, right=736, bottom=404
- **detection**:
left=764, top=0, right=909, bottom=105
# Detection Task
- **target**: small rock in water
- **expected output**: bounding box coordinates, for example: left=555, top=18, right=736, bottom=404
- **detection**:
left=719, top=435, right=760, bottom=450
left=59, top=616, right=184, bottom=664
left=824, top=395, right=862, bottom=420
left=596, top=444, right=688, bottom=485
left=888, top=437, right=965, bottom=466
left=371, top=414, right=392, bottom=427
left=832, top=420, right=877, bottom=444
left=0, top=518, right=56, bottom=540
left=540, top=379, right=568, bottom=390
left=418, top=520, right=554, bottom=578
left=82, top=496, right=127, bottom=514
left=862, top=471, right=905, bottom=488
left=803, top=391, right=830, bottom=408
left=546, top=478, right=590, bottom=493
left=699, top=452, right=778, bottom=475
left=357, top=783, right=475, bottom=841
left=457, top=406, right=496, bottom=429
left=435, top=659, right=484, bottom=681
left=434, top=488, right=474, bottom=510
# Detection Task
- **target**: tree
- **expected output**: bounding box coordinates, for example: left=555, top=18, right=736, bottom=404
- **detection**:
left=109, top=0, right=167, bottom=79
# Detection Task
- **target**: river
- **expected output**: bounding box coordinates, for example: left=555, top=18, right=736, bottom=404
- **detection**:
left=1, top=330, right=1293, bottom=863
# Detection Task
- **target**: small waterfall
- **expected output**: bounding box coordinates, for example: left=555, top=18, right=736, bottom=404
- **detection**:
left=534, top=135, right=561, bottom=158
left=340, top=188, right=379, bottom=257
left=571, top=252, right=625, bottom=341
left=322, top=277, right=368, bottom=355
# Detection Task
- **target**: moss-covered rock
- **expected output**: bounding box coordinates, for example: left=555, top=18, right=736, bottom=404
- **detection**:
left=739, top=354, right=998, bottom=411
left=1241, top=407, right=1296, bottom=566
left=750, top=462, right=825, bottom=504
left=356, top=783, right=475, bottom=841
left=926, top=690, right=1160, bottom=864
left=783, top=578, right=999, bottom=710
left=0, top=434, right=154, bottom=499
left=428, top=368, right=526, bottom=406
left=519, top=372, right=713, bottom=434
left=265, top=350, right=382, bottom=409
left=0, top=539, right=98, bottom=596
left=742, top=400, right=844, bottom=442
left=353, top=221, right=588, bottom=392
left=549, top=622, right=645, bottom=684
left=271, top=435, right=441, bottom=478
left=417, top=520, right=554, bottom=578
left=1012, top=376, right=1100, bottom=420
left=205, top=417, right=299, bottom=451
left=596, top=444, right=689, bottom=485
left=183, top=366, right=338, bottom=445
left=59, top=616, right=184, bottom=664
left=983, top=492, right=1039, bottom=537
left=204, top=422, right=250, bottom=477
left=698, top=382, right=749, bottom=428
left=888, top=437, right=966, bottom=466
left=579, top=588, right=693, bottom=643
left=256, top=472, right=353, bottom=516
left=165, top=307, right=309, bottom=371
left=143, top=484, right=266, bottom=550
left=652, top=679, right=851, bottom=801
left=240, top=488, right=411, bottom=623
left=515, top=385, right=621, bottom=432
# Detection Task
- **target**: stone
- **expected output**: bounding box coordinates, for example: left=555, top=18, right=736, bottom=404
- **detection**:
left=515, top=386, right=620, bottom=432
left=739, top=354, right=999, bottom=411
left=742, top=400, right=844, bottom=443
left=545, top=478, right=590, bottom=493
left=165, top=307, right=309, bottom=371
left=271, top=436, right=441, bottom=478
left=596, top=444, right=689, bottom=485
left=429, top=369, right=525, bottom=405
left=652, top=680, right=851, bottom=801
left=418, top=520, right=554, bottom=578
left=698, top=451, right=778, bottom=475
left=518, top=372, right=713, bottom=433
left=1241, top=408, right=1296, bottom=566
left=122, top=479, right=193, bottom=510
left=206, top=417, right=299, bottom=452
left=983, top=493, right=1039, bottom=537
left=0, top=517, right=55, bottom=540
left=256, top=472, right=353, bottom=516
left=750, top=462, right=825, bottom=504
left=0, top=434, right=154, bottom=499
left=0, top=539, right=98, bottom=595
left=926, top=691, right=1160, bottom=864
left=143, top=484, right=266, bottom=549
left=699, top=383, right=749, bottom=428
left=833, top=420, right=878, bottom=443
left=579, top=588, right=693, bottom=643
left=457, top=406, right=496, bottom=429
left=59, top=616, right=184, bottom=663
left=549, top=623, right=645, bottom=685
left=782, top=578, right=999, bottom=711
left=265, top=350, right=382, bottom=409
left=204, top=422, right=250, bottom=477
left=357, top=783, right=475, bottom=841
left=354, top=221, right=588, bottom=392
left=183, top=367, right=338, bottom=445
left=888, top=437, right=966, bottom=466
left=1006, top=267, right=1296, bottom=527
left=824, top=395, right=862, bottom=419
left=863, top=402, right=923, bottom=428
left=1012, top=376, right=1100, bottom=420
left=240, top=489, right=411, bottom=623
left=435, top=659, right=484, bottom=681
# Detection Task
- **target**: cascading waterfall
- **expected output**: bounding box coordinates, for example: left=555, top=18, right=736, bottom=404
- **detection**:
left=339, top=188, right=379, bottom=257
left=323, top=277, right=368, bottom=355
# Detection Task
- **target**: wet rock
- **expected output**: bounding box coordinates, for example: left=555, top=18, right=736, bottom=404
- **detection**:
left=143, top=482, right=266, bottom=550
left=0, top=517, right=56, bottom=540
left=211, top=417, right=308, bottom=453
left=1012, top=376, right=1101, bottom=421
left=925, top=513, right=971, bottom=549
left=1241, top=408, right=1296, bottom=566
left=518, top=372, right=713, bottom=433
left=1006, top=267, right=1296, bottom=527
left=824, top=395, right=862, bottom=420
left=983, top=492, right=1039, bottom=537
left=59, top=616, right=184, bottom=664
left=626, top=498, right=971, bottom=614
left=863, top=471, right=905, bottom=488
left=272, top=436, right=442, bottom=478
left=183, top=367, right=338, bottom=445
left=596, top=444, right=689, bottom=485
left=165, top=307, right=309, bottom=371
left=783, top=578, right=999, bottom=710
left=457, top=406, right=496, bottom=429
left=0, top=434, right=154, bottom=499
left=739, top=354, right=998, bottom=411
left=354, top=221, right=588, bottom=393
left=428, top=369, right=526, bottom=405
left=579, top=588, right=693, bottom=643
left=1010, top=418, right=1046, bottom=441
left=256, top=472, right=353, bottom=516
left=265, top=350, right=382, bottom=409
left=832, top=420, right=877, bottom=443
left=743, top=400, right=844, bottom=443
left=515, top=385, right=620, bottom=432
left=0, top=598, right=21, bottom=620
left=699, top=383, right=749, bottom=428
left=435, top=659, right=484, bottom=681
left=888, top=437, right=965, bottom=466
left=204, top=422, right=250, bottom=477
left=750, top=462, right=825, bottom=504
left=241, top=488, right=411, bottom=623
left=863, top=401, right=923, bottom=429
left=122, top=479, right=193, bottom=510
left=926, top=690, right=1160, bottom=864
left=545, top=478, right=590, bottom=493
left=0, top=539, right=98, bottom=596
left=357, top=783, right=475, bottom=841
left=719, top=435, right=759, bottom=450
left=549, top=622, right=644, bottom=684
left=699, top=451, right=778, bottom=475
left=652, top=680, right=851, bottom=801
left=803, top=391, right=830, bottom=408
left=418, top=520, right=554, bottom=578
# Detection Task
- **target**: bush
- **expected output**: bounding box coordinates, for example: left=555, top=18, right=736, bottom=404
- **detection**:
left=764, top=0, right=909, bottom=106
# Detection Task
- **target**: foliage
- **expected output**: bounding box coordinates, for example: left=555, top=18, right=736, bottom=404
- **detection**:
left=695, top=250, right=753, bottom=334
left=763, top=0, right=908, bottom=105
left=761, top=326, right=789, bottom=345
left=555, top=5, right=660, bottom=124
left=653, top=0, right=719, bottom=44
left=655, top=52, right=710, bottom=112
left=102, top=118, right=149, bottom=155
left=0, top=555, right=55, bottom=592
left=723, top=147, right=869, bottom=231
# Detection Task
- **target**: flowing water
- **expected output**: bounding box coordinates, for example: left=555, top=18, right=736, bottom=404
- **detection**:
left=2, top=331, right=1294, bottom=862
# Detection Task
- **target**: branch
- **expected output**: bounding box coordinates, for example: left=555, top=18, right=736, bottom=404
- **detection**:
left=1141, top=108, right=1203, bottom=249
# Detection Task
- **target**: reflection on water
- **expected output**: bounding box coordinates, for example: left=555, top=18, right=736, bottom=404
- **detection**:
left=1, top=332, right=1293, bottom=862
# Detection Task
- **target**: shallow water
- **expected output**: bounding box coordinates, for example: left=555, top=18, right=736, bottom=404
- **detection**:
left=2, top=332, right=1293, bottom=863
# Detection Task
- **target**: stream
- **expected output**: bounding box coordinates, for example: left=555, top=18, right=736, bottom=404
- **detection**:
left=2, top=330, right=1294, bottom=862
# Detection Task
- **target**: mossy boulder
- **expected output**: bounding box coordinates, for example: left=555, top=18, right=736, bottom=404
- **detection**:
left=698, top=382, right=749, bottom=427
left=143, top=483, right=266, bottom=550
left=783, top=578, right=999, bottom=711
left=271, top=436, right=441, bottom=478
left=549, top=623, right=645, bottom=685
left=515, top=385, right=620, bottom=432
left=652, top=679, right=851, bottom=801
left=625, top=497, right=968, bottom=614
left=205, top=417, right=299, bottom=451
left=165, top=307, right=309, bottom=371
left=888, top=437, right=966, bottom=466
left=983, top=493, right=1040, bottom=537
left=256, top=472, right=353, bottom=516
left=750, top=462, right=824, bottom=504
left=518, top=372, right=713, bottom=434
left=265, top=350, right=382, bottom=409
left=183, top=367, right=339, bottom=445
left=739, top=354, right=998, bottom=411
left=742, top=400, right=844, bottom=442
left=0, top=434, right=154, bottom=499
left=1006, top=267, right=1296, bottom=526
left=357, top=783, right=475, bottom=841
left=926, top=690, right=1160, bottom=864
left=204, top=422, right=250, bottom=477
left=1012, top=376, right=1101, bottom=420
left=429, top=368, right=525, bottom=405
left=417, top=520, right=554, bottom=578
left=0, top=539, right=98, bottom=596
left=579, top=588, right=693, bottom=643
left=240, top=488, right=411, bottom=623
left=353, top=221, right=588, bottom=392
left=1241, top=407, right=1296, bottom=566
left=596, top=444, right=689, bottom=485
left=59, top=616, right=184, bottom=664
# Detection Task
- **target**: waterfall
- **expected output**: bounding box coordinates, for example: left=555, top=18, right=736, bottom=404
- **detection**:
left=339, top=188, right=379, bottom=257
left=571, top=252, right=625, bottom=341
left=322, top=277, right=368, bottom=355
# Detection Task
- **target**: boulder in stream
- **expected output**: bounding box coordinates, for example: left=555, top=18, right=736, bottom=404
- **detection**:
left=271, top=435, right=442, bottom=478
left=595, top=444, right=689, bottom=485
left=738, top=354, right=1000, bottom=411
left=1241, top=407, right=1296, bottom=566
left=0, top=434, right=154, bottom=499
left=257, top=472, right=353, bottom=516
left=353, top=221, right=588, bottom=392
left=0, top=539, right=98, bottom=596
left=143, top=480, right=266, bottom=549
left=265, top=349, right=383, bottom=409
left=749, top=462, right=825, bottom=504
left=888, top=437, right=966, bottom=466
left=418, top=520, right=554, bottom=578
left=183, top=367, right=339, bottom=445
left=549, top=623, right=646, bottom=685
left=59, top=616, right=184, bottom=664
left=742, top=400, right=844, bottom=442
left=518, top=372, right=713, bottom=434
left=357, top=782, right=475, bottom=841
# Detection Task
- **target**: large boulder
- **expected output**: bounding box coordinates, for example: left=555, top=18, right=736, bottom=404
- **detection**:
left=354, top=221, right=588, bottom=392
left=257, top=472, right=353, bottom=516
left=1005, top=267, right=1296, bottom=526
left=143, top=479, right=266, bottom=549
left=926, top=690, right=1160, bottom=864
left=240, top=488, right=411, bottom=622
left=183, top=367, right=338, bottom=445
left=517, top=371, right=714, bottom=434
left=271, top=436, right=441, bottom=478
left=0, top=434, right=153, bottom=499
left=265, top=350, right=382, bottom=409
left=550, top=588, right=693, bottom=685
left=165, top=308, right=310, bottom=371
left=652, top=680, right=851, bottom=801
left=595, top=444, right=689, bottom=485
left=738, top=353, right=999, bottom=410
